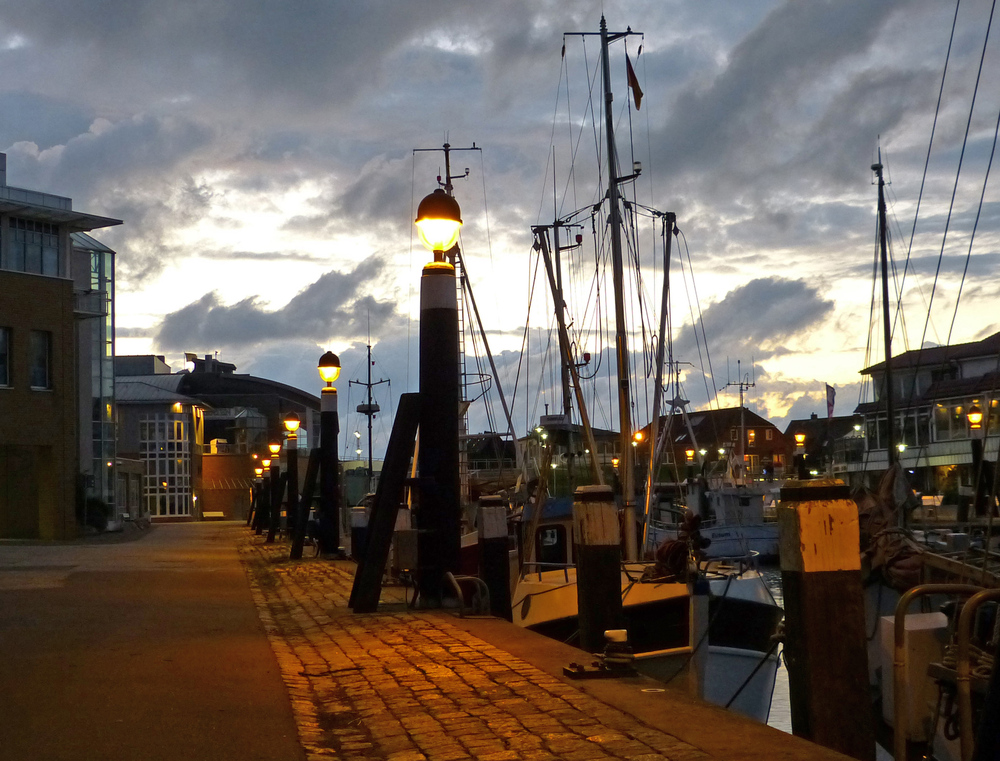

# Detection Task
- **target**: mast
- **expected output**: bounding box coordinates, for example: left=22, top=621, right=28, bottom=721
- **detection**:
left=872, top=158, right=897, bottom=467
left=600, top=16, right=639, bottom=560
left=642, top=212, right=675, bottom=539
left=350, top=344, right=388, bottom=494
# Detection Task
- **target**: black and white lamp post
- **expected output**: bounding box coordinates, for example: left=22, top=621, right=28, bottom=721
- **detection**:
left=265, top=441, right=282, bottom=543
left=285, top=412, right=304, bottom=558
left=414, top=187, right=462, bottom=605
left=317, top=351, right=342, bottom=557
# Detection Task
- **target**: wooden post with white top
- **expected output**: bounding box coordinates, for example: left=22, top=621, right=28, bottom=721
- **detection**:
left=574, top=484, right=624, bottom=653
left=778, top=478, right=874, bottom=761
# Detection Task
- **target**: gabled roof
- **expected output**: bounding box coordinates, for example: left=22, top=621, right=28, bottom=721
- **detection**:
left=638, top=406, right=788, bottom=447
left=862, top=331, right=1000, bottom=374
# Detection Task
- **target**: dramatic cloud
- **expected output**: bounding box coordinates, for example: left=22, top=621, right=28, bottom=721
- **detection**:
left=154, top=257, right=406, bottom=350
left=3, top=0, right=997, bottom=452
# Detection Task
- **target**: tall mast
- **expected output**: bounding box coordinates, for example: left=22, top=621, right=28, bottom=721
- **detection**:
left=872, top=158, right=896, bottom=467
left=600, top=16, right=638, bottom=560
left=350, top=344, right=388, bottom=494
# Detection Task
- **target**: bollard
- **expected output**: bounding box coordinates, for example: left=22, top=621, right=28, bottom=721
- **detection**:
left=351, top=506, right=368, bottom=561
left=778, top=478, right=874, bottom=761
left=478, top=497, right=511, bottom=620
left=573, top=484, right=624, bottom=653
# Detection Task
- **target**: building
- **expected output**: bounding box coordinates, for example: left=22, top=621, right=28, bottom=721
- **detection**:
left=636, top=406, right=793, bottom=485
left=0, top=153, right=122, bottom=539
left=115, top=354, right=321, bottom=521
left=836, top=332, right=1000, bottom=504
left=784, top=413, right=858, bottom=477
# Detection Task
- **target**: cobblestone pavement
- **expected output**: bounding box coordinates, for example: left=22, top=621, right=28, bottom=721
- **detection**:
left=239, top=531, right=715, bottom=761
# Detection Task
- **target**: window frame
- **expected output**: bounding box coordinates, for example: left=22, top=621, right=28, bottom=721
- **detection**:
left=29, top=329, right=52, bottom=390
left=0, top=327, right=10, bottom=387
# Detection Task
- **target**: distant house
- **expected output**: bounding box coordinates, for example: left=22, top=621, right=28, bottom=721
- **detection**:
left=784, top=413, right=858, bottom=477
left=115, top=354, right=320, bottom=521
left=636, top=406, right=793, bottom=485
left=837, top=331, right=1000, bottom=501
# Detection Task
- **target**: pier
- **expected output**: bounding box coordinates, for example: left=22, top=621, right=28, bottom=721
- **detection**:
left=1, top=523, right=853, bottom=760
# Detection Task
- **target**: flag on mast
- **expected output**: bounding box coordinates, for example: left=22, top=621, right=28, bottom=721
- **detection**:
left=626, top=54, right=643, bottom=110
left=826, top=384, right=836, bottom=420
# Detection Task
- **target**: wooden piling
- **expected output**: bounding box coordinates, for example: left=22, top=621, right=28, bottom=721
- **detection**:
left=778, top=478, right=875, bottom=761
left=478, top=498, right=511, bottom=620
left=573, top=484, right=624, bottom=653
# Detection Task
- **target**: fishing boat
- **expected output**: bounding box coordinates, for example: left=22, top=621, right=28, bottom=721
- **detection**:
left=508, top=16, right=783, bottom=722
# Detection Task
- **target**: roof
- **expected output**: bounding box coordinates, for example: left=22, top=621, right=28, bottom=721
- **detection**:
left=638, top=406, right=789, bottom=448
left=71, top=231, right=116, bottom=254
left=0, top=191, right=122, bottom=231
left=115, top=375, right=199, bottom=405
left=855, top=370, right=1000, bottom=413
left=862, top=331, right=1000, bottom=374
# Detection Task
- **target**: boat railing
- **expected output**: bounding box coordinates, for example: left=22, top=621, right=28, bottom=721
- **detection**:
left=518, top=561, right=573, bottom=583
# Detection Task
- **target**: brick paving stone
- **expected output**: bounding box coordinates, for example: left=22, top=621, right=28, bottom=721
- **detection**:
left=238, top=533, right=723, bottom=761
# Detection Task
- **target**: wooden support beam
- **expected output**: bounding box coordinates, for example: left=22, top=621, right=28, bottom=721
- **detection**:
left=350, top=393, right=420, bottom=613
left=574, top=485, right=624, bottom=653
left=778, top=479, right=875, bottom=761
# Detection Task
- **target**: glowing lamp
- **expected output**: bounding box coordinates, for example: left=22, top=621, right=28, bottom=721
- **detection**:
left=968, top=404, right=984, bottom=430
left=794, top=432, right=806, bottom=446
left=685, top=449, right=695, bottom=462
left=718, top=448, right=725, bottom=456
left=262, top=458, right=271, bottom=469
left=699, top=449, right=707, bottom=456
left=415, top=188, right=462, bottom=257
left=318, top=351, right=341, bottom=386
left=612, top=457, right=620, bottom=468
left=283, top=412, right=300, bottom=434
left=268, top=441, right=281, bottom=456
left=633, top=431, right=644, bottom=443
left=254, top=467, right=264, bottom=477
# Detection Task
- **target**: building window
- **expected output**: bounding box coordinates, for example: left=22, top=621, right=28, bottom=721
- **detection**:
left=29, top=330, right=52, bottom=389
left=140, top=413, right=192, bottom=517
left=4, top=218, right=61, bottom=276
left=747, top=429, right=756, bottom=448
left=766, top=429, right=773, bottom=441
left=0, top=327, right=9, bottom=387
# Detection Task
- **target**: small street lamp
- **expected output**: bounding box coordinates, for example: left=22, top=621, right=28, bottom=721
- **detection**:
left=968, top=403, right=984, bottom=431
left=285, top=412, right=305, bottom=559
left=316, top=351, right=342, bottom=557
left=265, top=442, right=281, bottom=543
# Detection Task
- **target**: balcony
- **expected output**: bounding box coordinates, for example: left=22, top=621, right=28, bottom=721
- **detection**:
left=74, top=290, right=108, bottom=318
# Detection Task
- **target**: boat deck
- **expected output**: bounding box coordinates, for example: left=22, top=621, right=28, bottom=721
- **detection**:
left=241, top=531, right=853, bottom=761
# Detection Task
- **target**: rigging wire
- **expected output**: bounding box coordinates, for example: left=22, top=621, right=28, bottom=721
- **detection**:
left=893, top=0, right=963, bottom=346
left=917, top=0, right=995, bottom=355
left=947, top=9, right=1000, bottom=343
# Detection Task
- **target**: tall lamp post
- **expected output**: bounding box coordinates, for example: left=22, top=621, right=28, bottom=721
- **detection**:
left=256, top=459, right=271, bottom=535
left=414, top=186, right=462, bottom=605
left=317, top=352, right=342, bottom=557
left=265, top=441, right=281, bottom=543
left=285, top=413, right=304, bottom=558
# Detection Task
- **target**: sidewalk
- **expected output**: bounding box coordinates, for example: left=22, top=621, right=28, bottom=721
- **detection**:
left=1, top=523, right=851, bottom=761
left=240, top=529, right=850, bottom=761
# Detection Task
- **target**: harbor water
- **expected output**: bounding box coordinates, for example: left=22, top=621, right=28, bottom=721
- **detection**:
left=760, top=567, right=791, bottom=733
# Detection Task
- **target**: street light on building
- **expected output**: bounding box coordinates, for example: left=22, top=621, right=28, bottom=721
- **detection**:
left=316, top=351, right=342, bottom=557
left=412, top=186, right=463, bottom=606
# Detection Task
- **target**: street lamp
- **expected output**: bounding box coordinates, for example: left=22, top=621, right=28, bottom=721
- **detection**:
left=265, top=442, right=281, bottom=543
left=968, top=403, right=984, bottom=431
left=415, top=188, right=463, bottom=262
left=285, top=412, right=306, bottom=559
left=316, top=351, right=342, bottom=557
left=413, top=186, right=463, bottom=605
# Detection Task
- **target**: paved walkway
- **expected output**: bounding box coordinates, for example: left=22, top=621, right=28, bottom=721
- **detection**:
left=1, top=523, right=850, bottom=761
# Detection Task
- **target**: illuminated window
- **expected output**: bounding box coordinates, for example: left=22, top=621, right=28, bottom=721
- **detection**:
left=747, top=429, right=756, bottom=448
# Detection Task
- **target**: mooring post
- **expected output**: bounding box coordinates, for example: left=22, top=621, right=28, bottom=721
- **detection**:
left=574, top=484, right=624, bottom=653
left=478, top=496, right=511, bottom=620
left=687, top=577, right=709, bottom=700
left=778, top=478, right=874, bottom=761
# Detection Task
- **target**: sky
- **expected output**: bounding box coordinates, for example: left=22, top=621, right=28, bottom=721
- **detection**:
left=3, top=0, right=999, bottom=457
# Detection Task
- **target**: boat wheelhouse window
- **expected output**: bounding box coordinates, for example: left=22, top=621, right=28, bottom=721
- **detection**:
left=536, top=524, right=568, bottom=566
